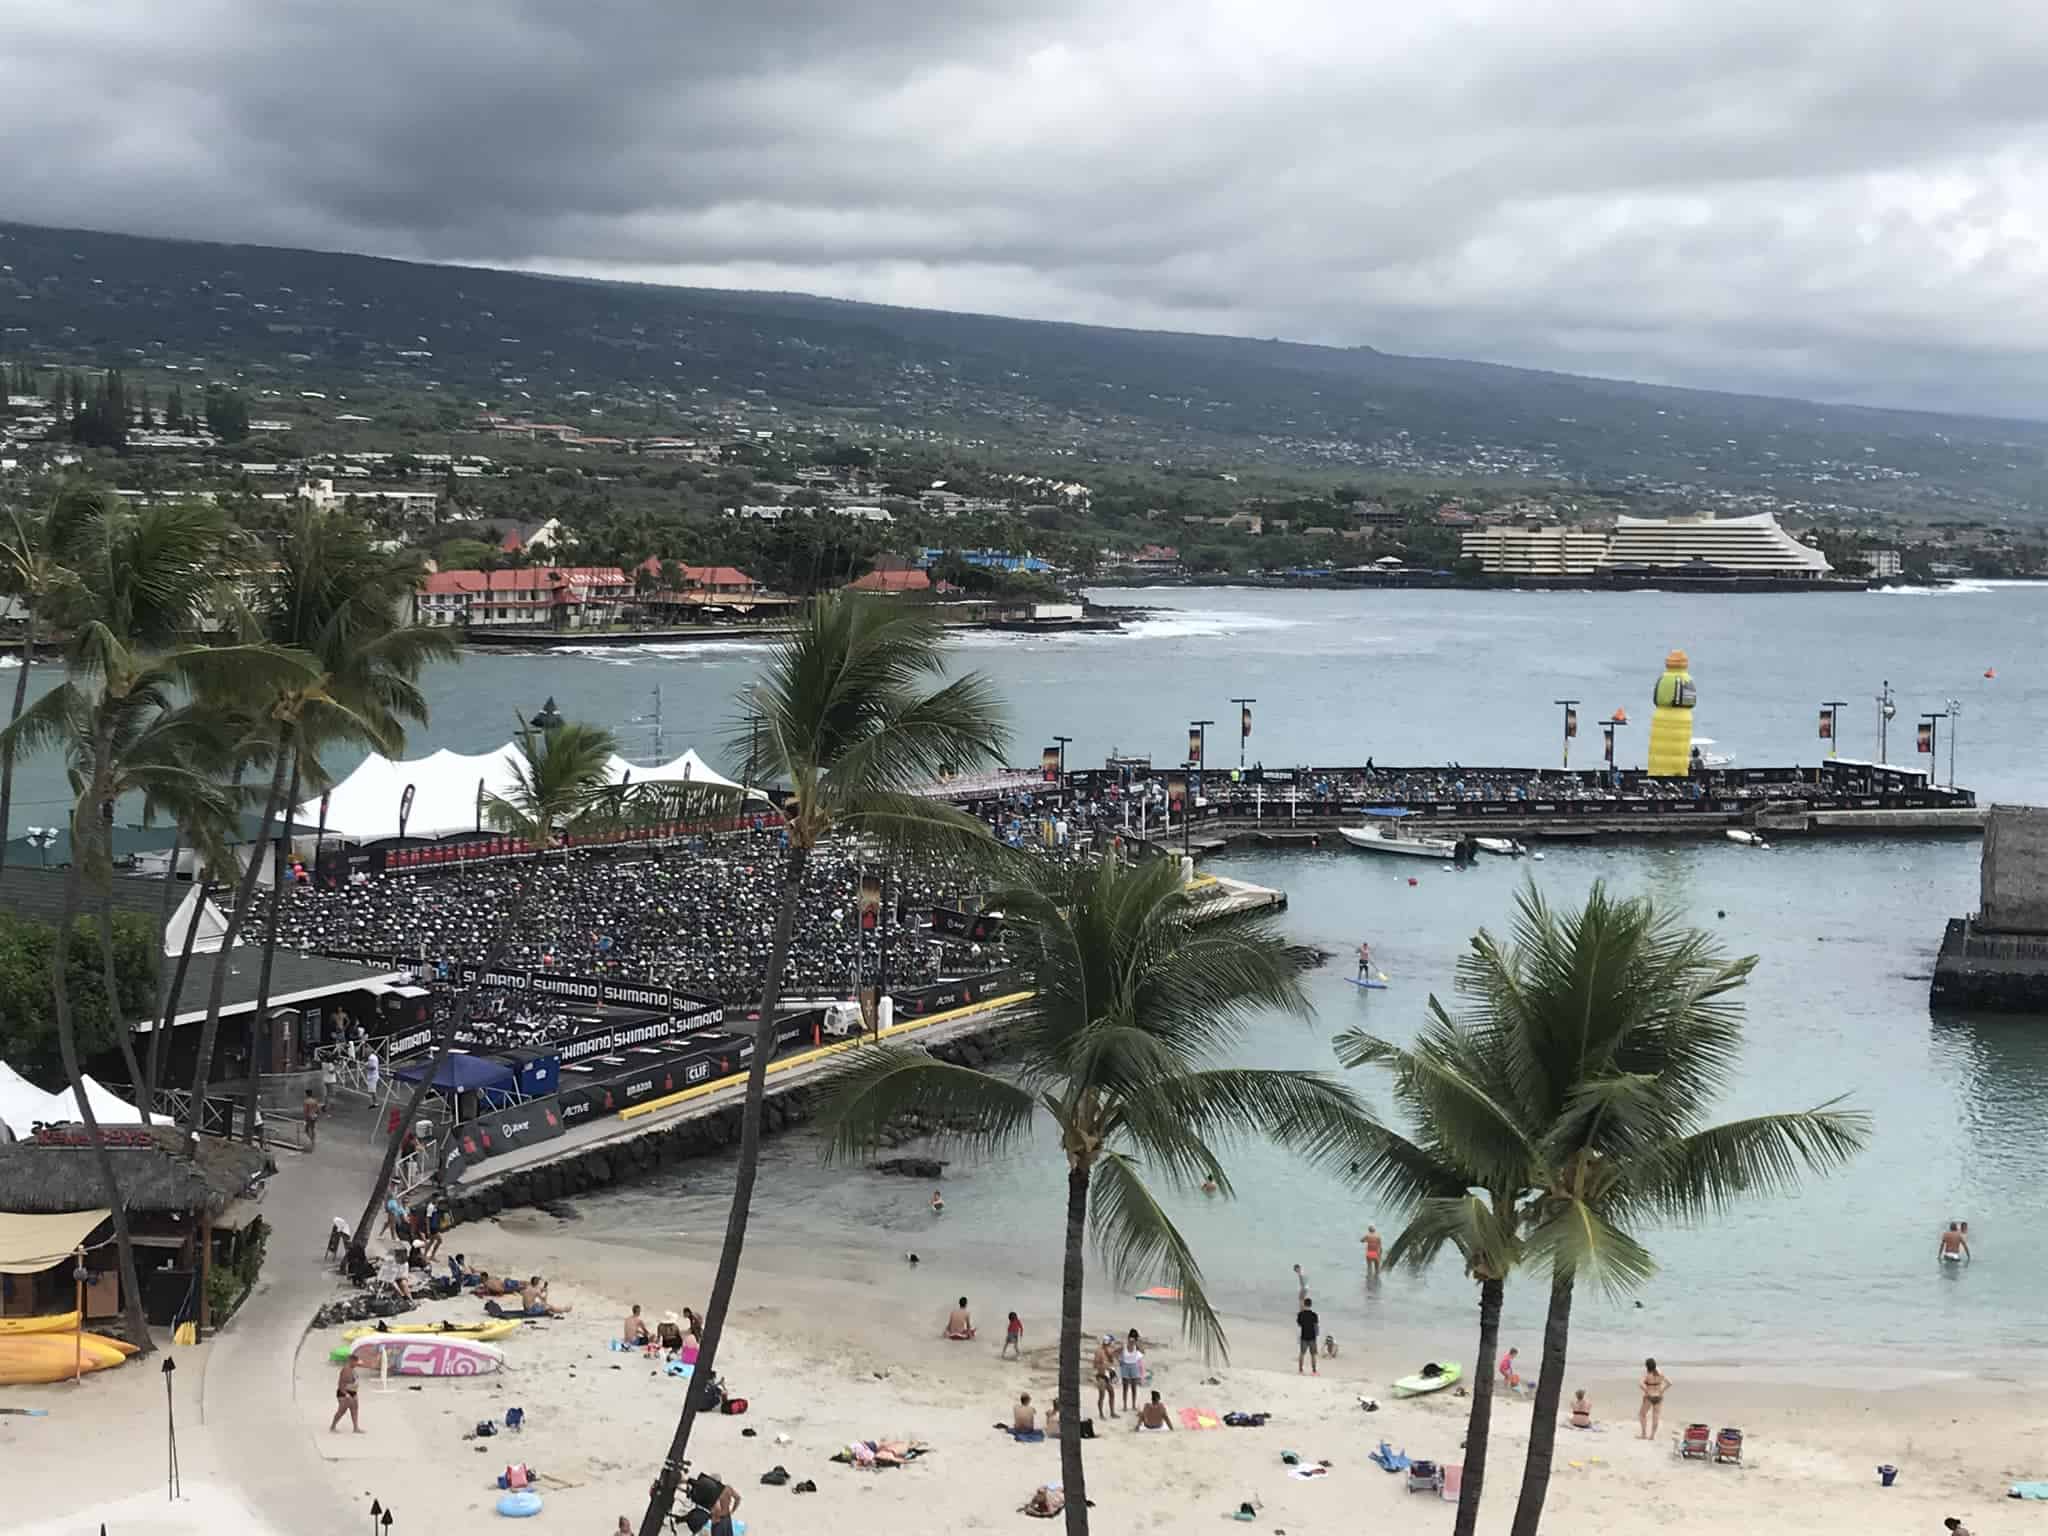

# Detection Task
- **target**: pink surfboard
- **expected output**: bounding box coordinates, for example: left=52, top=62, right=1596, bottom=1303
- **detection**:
left=349, top=1335, right=505, bottom=1377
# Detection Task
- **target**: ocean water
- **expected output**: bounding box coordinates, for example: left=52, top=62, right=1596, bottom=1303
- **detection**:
left=11, top=583, right=2048, bottom=1367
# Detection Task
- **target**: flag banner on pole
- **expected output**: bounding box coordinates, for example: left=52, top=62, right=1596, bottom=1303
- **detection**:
left=398, top=783, right=416, bottom=838
left=1187, top=726, right=1202, bottom=763
left=1564, top=707, right=1578, bottom=739
left=1167, top=773, right=1186, bottom=811
left=1818, top=710, right=1833, bottom=740
left=859, top=871, right=881, bottom=931
left=1603, top=729, right=1615, bottom=765
left=1240, top=704, right=1252, bottom=741
left=1917, top=721, right=1933, bottom=754
left=1040, top=746, right=1060, bottom=781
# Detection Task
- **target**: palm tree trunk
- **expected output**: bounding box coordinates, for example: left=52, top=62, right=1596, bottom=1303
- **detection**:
left=1454, top=1275, right=1505, bottom=1536
left=149, top=870, right=208, bottom=1109
left=637, top=841, right=809, bottom=1536
left=1508, top=1271, right=1576, bottom=1536
left=1056, top=1162, right=1094, bottom=1536
left=0, top=606, right=35, bottom=875
left=52, top=753, right=154, bottom=1352
left=242, top=752, right=302, bottom=1142
left=184, top=738, right=292, bottom=1129
left=141, top=834, right=184, bottom=1109
left=97, top=894, right=149, bottom=1121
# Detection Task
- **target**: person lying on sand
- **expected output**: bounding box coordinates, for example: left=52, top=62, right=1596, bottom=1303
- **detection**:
left=1134, top=1390, right=1174, bottom=1432
left=945, top=1296, right=975, bottom=1339
left=477, top=1271, right=513, bottom=1297
left=1023, top=1485, right=1065, bottom=1517
left=1013, top=1393, right=1038, bottom=1433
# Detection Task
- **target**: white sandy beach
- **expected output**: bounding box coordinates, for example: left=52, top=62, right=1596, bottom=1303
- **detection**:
left=5, top=1203, right=2039, bottom=1536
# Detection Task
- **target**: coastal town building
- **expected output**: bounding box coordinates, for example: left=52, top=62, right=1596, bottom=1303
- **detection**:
left=1460, top=523, right=1611, bottom=577
left=296, top=477, right=441, bottom=520
left=1463, top=512, right=1832, bottom=579
left=414, top=566, right=633, bottom=628
left=1866, top=548, right=1904, bottom=578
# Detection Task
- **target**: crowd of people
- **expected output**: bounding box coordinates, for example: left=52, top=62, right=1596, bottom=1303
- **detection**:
left=269, top=840, right=1029, bottom=1005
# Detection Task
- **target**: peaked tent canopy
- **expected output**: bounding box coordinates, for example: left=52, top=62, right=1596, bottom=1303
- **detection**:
left=299, top=741, right=763, bottom=841
left=0, top=1064, right=170, bottom=1139
left=165, top=885, right=230, bottom=957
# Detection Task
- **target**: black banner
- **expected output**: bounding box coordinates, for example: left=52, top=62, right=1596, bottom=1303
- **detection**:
left=893, top=968, right=1022, bottom=1018
left=451, top=963, right=721, bottom=1020
left=928, top=907, right=1003, bottom=942
left=449, top=1094, right=564, bottom=1167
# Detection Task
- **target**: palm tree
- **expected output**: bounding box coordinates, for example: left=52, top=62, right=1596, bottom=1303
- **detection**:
left=1, top=497, right=304, bottom=1352
left=1338, top=880, right=1869, bottom=1536
left=807, top=855, right=1375, bottom=1536
left=347, top=720, right=621, bottom=1253
left=233, top=512, right=456, bottom=1139
left=0, top=485, right=96, bottom=870
left=182, top=508, right=456, bottom=1133
left=634, top=594, right=1007, bottom=1536
left=1462, top=884, right=1865, bottom=1536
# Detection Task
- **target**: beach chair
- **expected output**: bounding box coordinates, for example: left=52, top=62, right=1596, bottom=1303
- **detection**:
left=1713, top=1427, right=1743, bottom=1466
left=1405, top=1460, right=1445, bottom=1495
left=1677, top=1423, right=1712, bottom=1461
left=1440, top=1464, right=1463, bottom=1504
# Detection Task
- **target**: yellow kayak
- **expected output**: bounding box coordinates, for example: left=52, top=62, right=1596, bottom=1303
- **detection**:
left=0, top=1311, right=82, bottom=1336
left=0, top=1331, right=136, bottom=1385
left=342, top=1319, right=521, bottom=1344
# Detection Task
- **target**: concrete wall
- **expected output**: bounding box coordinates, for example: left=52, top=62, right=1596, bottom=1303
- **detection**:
left=1979, top=805, right=2048, bottom=933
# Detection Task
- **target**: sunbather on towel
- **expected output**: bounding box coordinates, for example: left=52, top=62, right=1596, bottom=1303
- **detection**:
left=1135, top=1390, right=1174, bottom=1432
left=1012, top=1393, right=1039, bottom=1434
left=1023, top=1485, right=1065, bottom=1518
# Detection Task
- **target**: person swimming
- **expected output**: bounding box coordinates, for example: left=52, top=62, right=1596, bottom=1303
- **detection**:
left=930, top=1188, right=945, bottom=1214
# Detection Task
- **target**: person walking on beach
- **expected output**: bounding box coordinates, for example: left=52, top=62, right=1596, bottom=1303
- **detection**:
left=1361, top=1226, right=1382, bottom=1280
left=1296, top=1296, right=1320, bottom=1375
left=1638, top=1358, right=1670, bottom=1440
left=1939, top=1222, right=1971, bottom=1265
left=1001, top=1310, right=1023, bottom=1360
left=330, top=1356, right=362, bottom=1433
left=302, top=1090, right=320, bottom=1149
left=1093, top=1334, right=1120, bottom=1419
left=1120, top=1329, right=1146, bottom=1411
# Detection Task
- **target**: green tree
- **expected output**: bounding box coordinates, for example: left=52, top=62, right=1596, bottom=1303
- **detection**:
left=0, top=486, right=98, bottom=872
left=348, top=719, right=623, bottom=1253
left=205, top=386, right=250, bottom=443
left=813, top=856, right=1370, bottom=1536
left=1338, top=881, right=1868, bottom=1536
left=1, top=497, right=295, bottom=1353
left=634, top=595, right=1007, bottom=1536
left=0, top=910, right=157, bottom=1081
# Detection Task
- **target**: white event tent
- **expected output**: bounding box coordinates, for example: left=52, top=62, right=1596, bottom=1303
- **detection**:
left=0, top=1061, right=172, bottom=1139
left=297, top=742, right=759, bottom=843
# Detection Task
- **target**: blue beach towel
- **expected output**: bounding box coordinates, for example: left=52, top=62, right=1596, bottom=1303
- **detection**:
left=2009, top=1482, right=2048, bottom=1500
left=1370, top=1441, right=1412, bottom=1473
left=1009, top=1428, right=1046, bottom=1443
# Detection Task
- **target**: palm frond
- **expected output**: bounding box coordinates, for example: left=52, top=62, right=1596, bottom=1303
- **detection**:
left=1519, top=1195, right=1659, bottom=1299
left=811, top=1045, right=1039, bottom=1165
left=1089, top=1151, right=1228, bottom=1359
left=1617, top=1105, right=1870, bottom=1223
left=1384, top=1191, right=1522, bottom=1279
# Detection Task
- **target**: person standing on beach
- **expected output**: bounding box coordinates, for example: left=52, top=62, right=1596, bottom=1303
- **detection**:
left=302, top=1090, right=320, bottom=1149
left=329, top=1356, right=362, bottom=1433
left=1939, top=1222, right=1971, bottom=1265
left=1361, top=1226, right=1383, bottom=1280
left=1120, top=1329, right=1146, bottom=1410
left=1001, top=1310, right=1023, bottom=1359
left=1296, top=1297, right=1320, bottom=1375
left=1293, top=1263, right=1310, bottom=1304
left=1638, top=1358, right=1670, bottom=1440
left=1093, top=1334, right=1120, bottom=1419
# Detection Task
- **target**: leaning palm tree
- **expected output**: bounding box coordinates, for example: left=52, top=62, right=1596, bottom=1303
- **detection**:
left=807, top=855, right=1375, bottom=1536
left=1457, top=883, right=1866, bottom=1536
left=184, top=508, right=456, bottom=1134
left=0, top=485, right=97, bottom=870
left=1, top=497, right=305, bottom=1352
left=347, top=719, right=621, bottom=1253
left=635, top=594, right=1007, bottom=1536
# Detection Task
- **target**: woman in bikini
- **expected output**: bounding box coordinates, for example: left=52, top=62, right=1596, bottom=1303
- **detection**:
left=1092, top=1335, right=1119, bottom=1419
left=1638, top=1358, right=1670, bottom=1440
left=330, top=1356, right=362, bottom=1433
left=1570, top=1388, right=1593, bottom=1429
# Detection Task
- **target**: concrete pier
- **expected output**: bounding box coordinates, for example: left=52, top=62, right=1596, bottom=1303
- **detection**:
left=1931, top=806, right=2048, bottom=1011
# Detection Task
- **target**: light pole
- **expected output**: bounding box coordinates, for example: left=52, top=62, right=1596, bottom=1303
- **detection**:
left=1945, top=697, right=1961, bottom=788
left=1229, top=697, right=1256, bottom=770
left=1554, top=699, right=1580, bottom=770
left=1820, top=699, right=1845, bottom=762
left=1600, top=716, right=1629, bottom=773
left=1876, top=679, right=1896, bottom=763
left=1052, top=734, right=1072, bottom=807
left=1190, top=719, right=1212, bottom=826
left=1918, top=710, right=1946, bottom=779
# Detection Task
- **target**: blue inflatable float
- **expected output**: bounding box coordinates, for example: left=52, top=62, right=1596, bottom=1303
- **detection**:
left=496, top=1490, right=543, bottom=1518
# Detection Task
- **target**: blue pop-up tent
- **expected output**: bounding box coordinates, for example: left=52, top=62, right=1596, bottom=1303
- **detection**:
left=393, top=1052, right=519, bottom=1104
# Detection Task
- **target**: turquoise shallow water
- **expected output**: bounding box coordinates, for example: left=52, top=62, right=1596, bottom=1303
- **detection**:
left=11, top=581, right=2048, bottom=1366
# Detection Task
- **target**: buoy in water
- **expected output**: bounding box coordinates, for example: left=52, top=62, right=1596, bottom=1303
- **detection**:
left=1985, top=667, right=1997, bottom=678
left=1407, top=877, right=1418, bottom=886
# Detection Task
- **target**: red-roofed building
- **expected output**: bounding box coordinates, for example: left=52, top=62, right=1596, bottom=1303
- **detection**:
left=415, top=566, right=632, bottom=629
left=848, top=567, right=935, bottom=594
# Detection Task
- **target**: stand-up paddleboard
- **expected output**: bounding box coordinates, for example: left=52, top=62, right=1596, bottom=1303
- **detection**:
left=342, top=1319, right=520, bottom=1344
left=1391, top=1361, right=1462, bottom=1397
left=345, top=1335, right=505, bottom=1377
left=1346, top=977, right=1389, bottom=990
left=1134, top=1286, right=1182, bottom=1303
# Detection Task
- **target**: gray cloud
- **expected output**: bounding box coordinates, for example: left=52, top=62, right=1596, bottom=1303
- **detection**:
left=6, top=1, right=2048, bottom=415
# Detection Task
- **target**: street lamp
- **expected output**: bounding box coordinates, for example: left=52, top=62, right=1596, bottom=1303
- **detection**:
left=1189, top=719, right=1213, bottom=827
left=1819, top=700, right=1846, bottom=763
left=1553, top=699, right=1580, bottom=770
left=1229, top=698, right=1256, bottom=771
left=1876, top=679, right=1896, bottom=762
left=1945, top=697, right=1961, bottom=788
left=1600, top=714, right=1629, bottom=773
left=1917, top=709, right=1947, bottom=781
left=1052, top=734, right=1072, bottom=807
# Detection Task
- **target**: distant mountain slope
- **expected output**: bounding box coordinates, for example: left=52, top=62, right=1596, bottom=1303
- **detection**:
left=2, top=219, right=2043, bottom=510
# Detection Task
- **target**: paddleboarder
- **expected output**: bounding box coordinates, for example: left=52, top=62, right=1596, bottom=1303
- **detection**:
left=1355, top=940, right=1372, bottom=978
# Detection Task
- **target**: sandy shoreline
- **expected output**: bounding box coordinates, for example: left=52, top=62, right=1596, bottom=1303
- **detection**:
left=6, top=1204, right=2037, bottom=1535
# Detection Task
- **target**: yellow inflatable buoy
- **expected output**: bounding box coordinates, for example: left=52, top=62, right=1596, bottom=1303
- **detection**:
left=1647, top=649, right=1696, bottom=776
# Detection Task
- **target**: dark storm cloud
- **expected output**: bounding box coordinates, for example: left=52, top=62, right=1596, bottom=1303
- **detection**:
left=6, top=0, right=2048, bottom=415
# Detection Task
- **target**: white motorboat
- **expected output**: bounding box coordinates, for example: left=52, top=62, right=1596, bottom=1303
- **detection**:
left=1339, top=823, right=1461, bottom=859
left=1693, top=738, right=1735, bottom=769
left=1472, top=837, right=1528, bottom=857
left=1724, top=828, right=1768, bottom=847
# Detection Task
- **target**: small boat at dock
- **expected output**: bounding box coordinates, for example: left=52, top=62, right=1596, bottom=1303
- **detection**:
left=1339, top=810, right=1461, bottom=860
left=1472, top=836, right=1529, bottom=857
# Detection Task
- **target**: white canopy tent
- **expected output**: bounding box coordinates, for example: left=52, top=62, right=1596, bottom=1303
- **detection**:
left=0, top=1062, right=171, bottom=1139
left=299, top=740, right=762, bottom=842
left=164, top=885, right=230, bottom=957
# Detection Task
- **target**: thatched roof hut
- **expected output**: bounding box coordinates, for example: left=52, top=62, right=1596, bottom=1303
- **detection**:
left=0, top=1125, right=269, bottom=1216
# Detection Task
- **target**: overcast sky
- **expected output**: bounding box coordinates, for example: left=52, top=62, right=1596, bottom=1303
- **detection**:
left=6, top=1, right=2048, bottom=417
